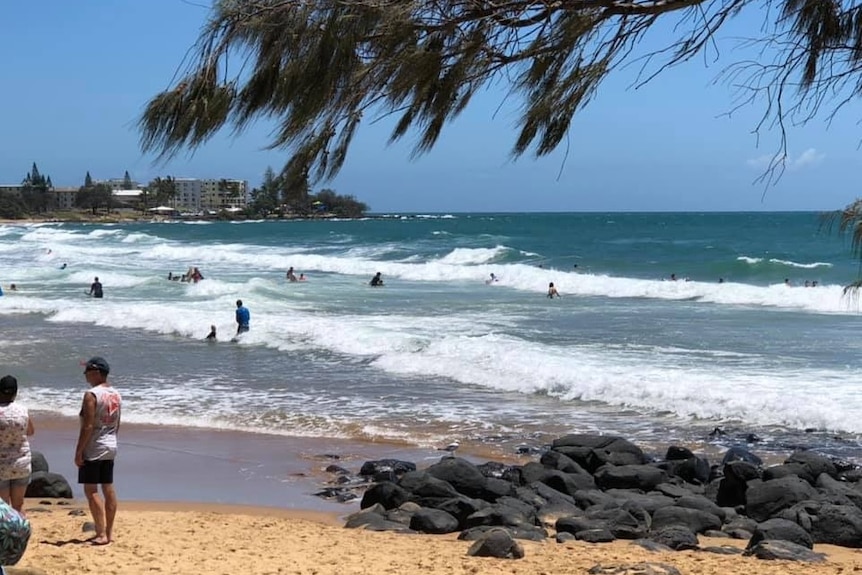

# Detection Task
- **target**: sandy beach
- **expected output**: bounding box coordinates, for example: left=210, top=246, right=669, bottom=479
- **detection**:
left=10, top=499, right=861, bottom=575
left=19, top=413, right=862, bottom=575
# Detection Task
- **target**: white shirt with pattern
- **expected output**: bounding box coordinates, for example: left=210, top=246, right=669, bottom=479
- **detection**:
left=0, top=403, right=31, bottom=480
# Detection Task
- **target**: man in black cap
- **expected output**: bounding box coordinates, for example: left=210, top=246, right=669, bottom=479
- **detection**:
left=75, top=356, right=121, bottom=545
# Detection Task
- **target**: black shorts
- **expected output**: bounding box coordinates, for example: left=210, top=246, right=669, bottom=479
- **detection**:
left=237, top=324, right=249, bottom=334
left=78, top=459, right=115, bottom=485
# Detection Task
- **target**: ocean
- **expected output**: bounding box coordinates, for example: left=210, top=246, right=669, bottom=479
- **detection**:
left=2, top=212, right=862, bottom=466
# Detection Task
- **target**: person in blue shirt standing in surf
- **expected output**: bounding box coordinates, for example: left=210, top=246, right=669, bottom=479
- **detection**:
left=235, top=300, right=250, bottom=336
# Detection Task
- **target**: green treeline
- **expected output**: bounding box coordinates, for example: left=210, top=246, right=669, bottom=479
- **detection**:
left=0, top=164, right=369, bottom=220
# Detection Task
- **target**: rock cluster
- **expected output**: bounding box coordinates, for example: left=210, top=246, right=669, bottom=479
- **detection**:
left=342, top=434, right=861, bottom=561
left=25, top=452, right=73, bottom=499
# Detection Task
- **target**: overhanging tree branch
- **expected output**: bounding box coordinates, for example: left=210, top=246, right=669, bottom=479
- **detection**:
left=139, top=0, right=862, bottom=193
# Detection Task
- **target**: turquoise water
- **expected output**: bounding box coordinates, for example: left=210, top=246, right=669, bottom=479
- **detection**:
left=1, top=212, right=861, bottom=460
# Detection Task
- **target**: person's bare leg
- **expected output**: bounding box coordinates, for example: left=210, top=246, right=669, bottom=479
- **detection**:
left=0, top=483, right=11, bottom=509
left=84, top=484, right=108, bottom=544
left=9, top=484, right=26, bottom=516
left=102, top=484, right=117, bottom=542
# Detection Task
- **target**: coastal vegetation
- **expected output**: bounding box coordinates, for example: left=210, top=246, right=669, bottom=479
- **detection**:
left=0, top=164, right=368, bottom=220
left=249, top=166, right=368, bottom=218
left=76, top=172, right=114, bottom=215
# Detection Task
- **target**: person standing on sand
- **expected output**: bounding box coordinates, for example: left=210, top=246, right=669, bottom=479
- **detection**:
left=75, top=357, right=121, bottom=546
left=235, top=300, right=250, bottom=336
left=0, top=375, right=34, bottom=515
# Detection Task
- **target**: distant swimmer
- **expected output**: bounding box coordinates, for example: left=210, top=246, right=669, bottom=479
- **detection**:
left=60, top=263, right=67, bottom=270
left=286, top=267, right=298, bottom=282
left=485, top=273, right=499, bottom=285
left=298, top=273, right=306, bottom=281
left=718, top=278, right=724, bottom=284
left=370, top=272, right=384, bottom=287
left=235, top=300, right=250, bottom=336
left=669, top=273, right=677, bottom=281
left=89, top=277, right=103, bottom=299
left=547, top=282, right=560, bottom=298
left=205, top=325, right=217, bottom=341
left=784, top=278, right=792, bottom=287
left=8, top=284, right=16, bottom=292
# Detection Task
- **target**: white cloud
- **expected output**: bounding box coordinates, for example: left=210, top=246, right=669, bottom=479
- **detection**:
left=789, top=147, right=826, bottom=170
left=746, top=148, right=825, bottom=171
left=746, top=154, right=775, bottom=170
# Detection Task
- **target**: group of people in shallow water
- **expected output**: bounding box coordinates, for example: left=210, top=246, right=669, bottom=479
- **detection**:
left=486, top=272, right=560, bottom=298
left=286, top=267, right=306, bottom=282
left=167, top=267, right=204, bottom=283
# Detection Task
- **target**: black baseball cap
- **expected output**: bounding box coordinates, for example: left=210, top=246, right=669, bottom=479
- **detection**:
left=84, top=357, right=110, bottom=374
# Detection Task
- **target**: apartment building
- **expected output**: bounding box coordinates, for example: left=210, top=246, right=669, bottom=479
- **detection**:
left=173, top=178, right=249, bottom=213
left=100, top=177, right=142, bottom=191
left=53, top=187, right=78, bottom=210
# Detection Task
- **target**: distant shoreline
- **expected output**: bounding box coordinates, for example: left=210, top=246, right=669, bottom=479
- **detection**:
left=0, top=213, right=357, bottom=225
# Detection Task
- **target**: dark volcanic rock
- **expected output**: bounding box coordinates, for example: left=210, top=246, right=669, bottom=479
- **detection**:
left=747, top=518, right=813, bottom=550
left=360, top=481, right=410, bottom=510
left=465, top=528, right=525, bottom=559
left=650, top=506, right=721, bottom=534
left=744, top=540, right=826, bottom=562
left=716, top=461, right=761, bottom=508
left=648, top=526, right=699, bottom=551
left=359, top=459, right=416, bottom=478
left=594, top=465, right=667, bottom=492
left=425, top=458, right=489, bottom=499
left=409, top=508, right=460, bottom=534
left=721, top=446, right=763, bottom=467
left=25, top=471, right=72, bottom=499
left=745, top=476, right=817, bottom=522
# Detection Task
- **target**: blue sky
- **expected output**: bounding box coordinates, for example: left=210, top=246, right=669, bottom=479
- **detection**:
left=0, top=1, right=857, bottom=212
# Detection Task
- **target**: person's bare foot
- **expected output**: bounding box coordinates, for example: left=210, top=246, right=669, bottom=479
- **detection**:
left=89, top=536, right=110, bottom=546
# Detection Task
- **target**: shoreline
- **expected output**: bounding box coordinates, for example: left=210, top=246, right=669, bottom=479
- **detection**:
left=28, top=411, right=515, bottom=511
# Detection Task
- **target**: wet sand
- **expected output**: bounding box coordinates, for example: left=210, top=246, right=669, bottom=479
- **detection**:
left=31, top=412, right=472, bottom=510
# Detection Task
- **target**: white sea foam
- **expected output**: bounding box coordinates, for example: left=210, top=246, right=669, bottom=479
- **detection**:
left=768, top=258, right=832, bottom=269
left=436, top=246, right=509, bottom=265
left=4, top=219, right=862, bottom=441
left=738, top=255, right=832, bottom=269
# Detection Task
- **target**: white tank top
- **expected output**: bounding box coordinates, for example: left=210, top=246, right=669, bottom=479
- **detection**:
left=82, top=385, right=121, bottom=461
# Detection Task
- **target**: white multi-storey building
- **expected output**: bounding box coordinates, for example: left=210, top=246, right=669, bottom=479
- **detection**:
left=172, top=178, right=249, bottom=213
left=101, top=177, right=142, bottom=191
left=174, top=178, right=203, bottom=212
